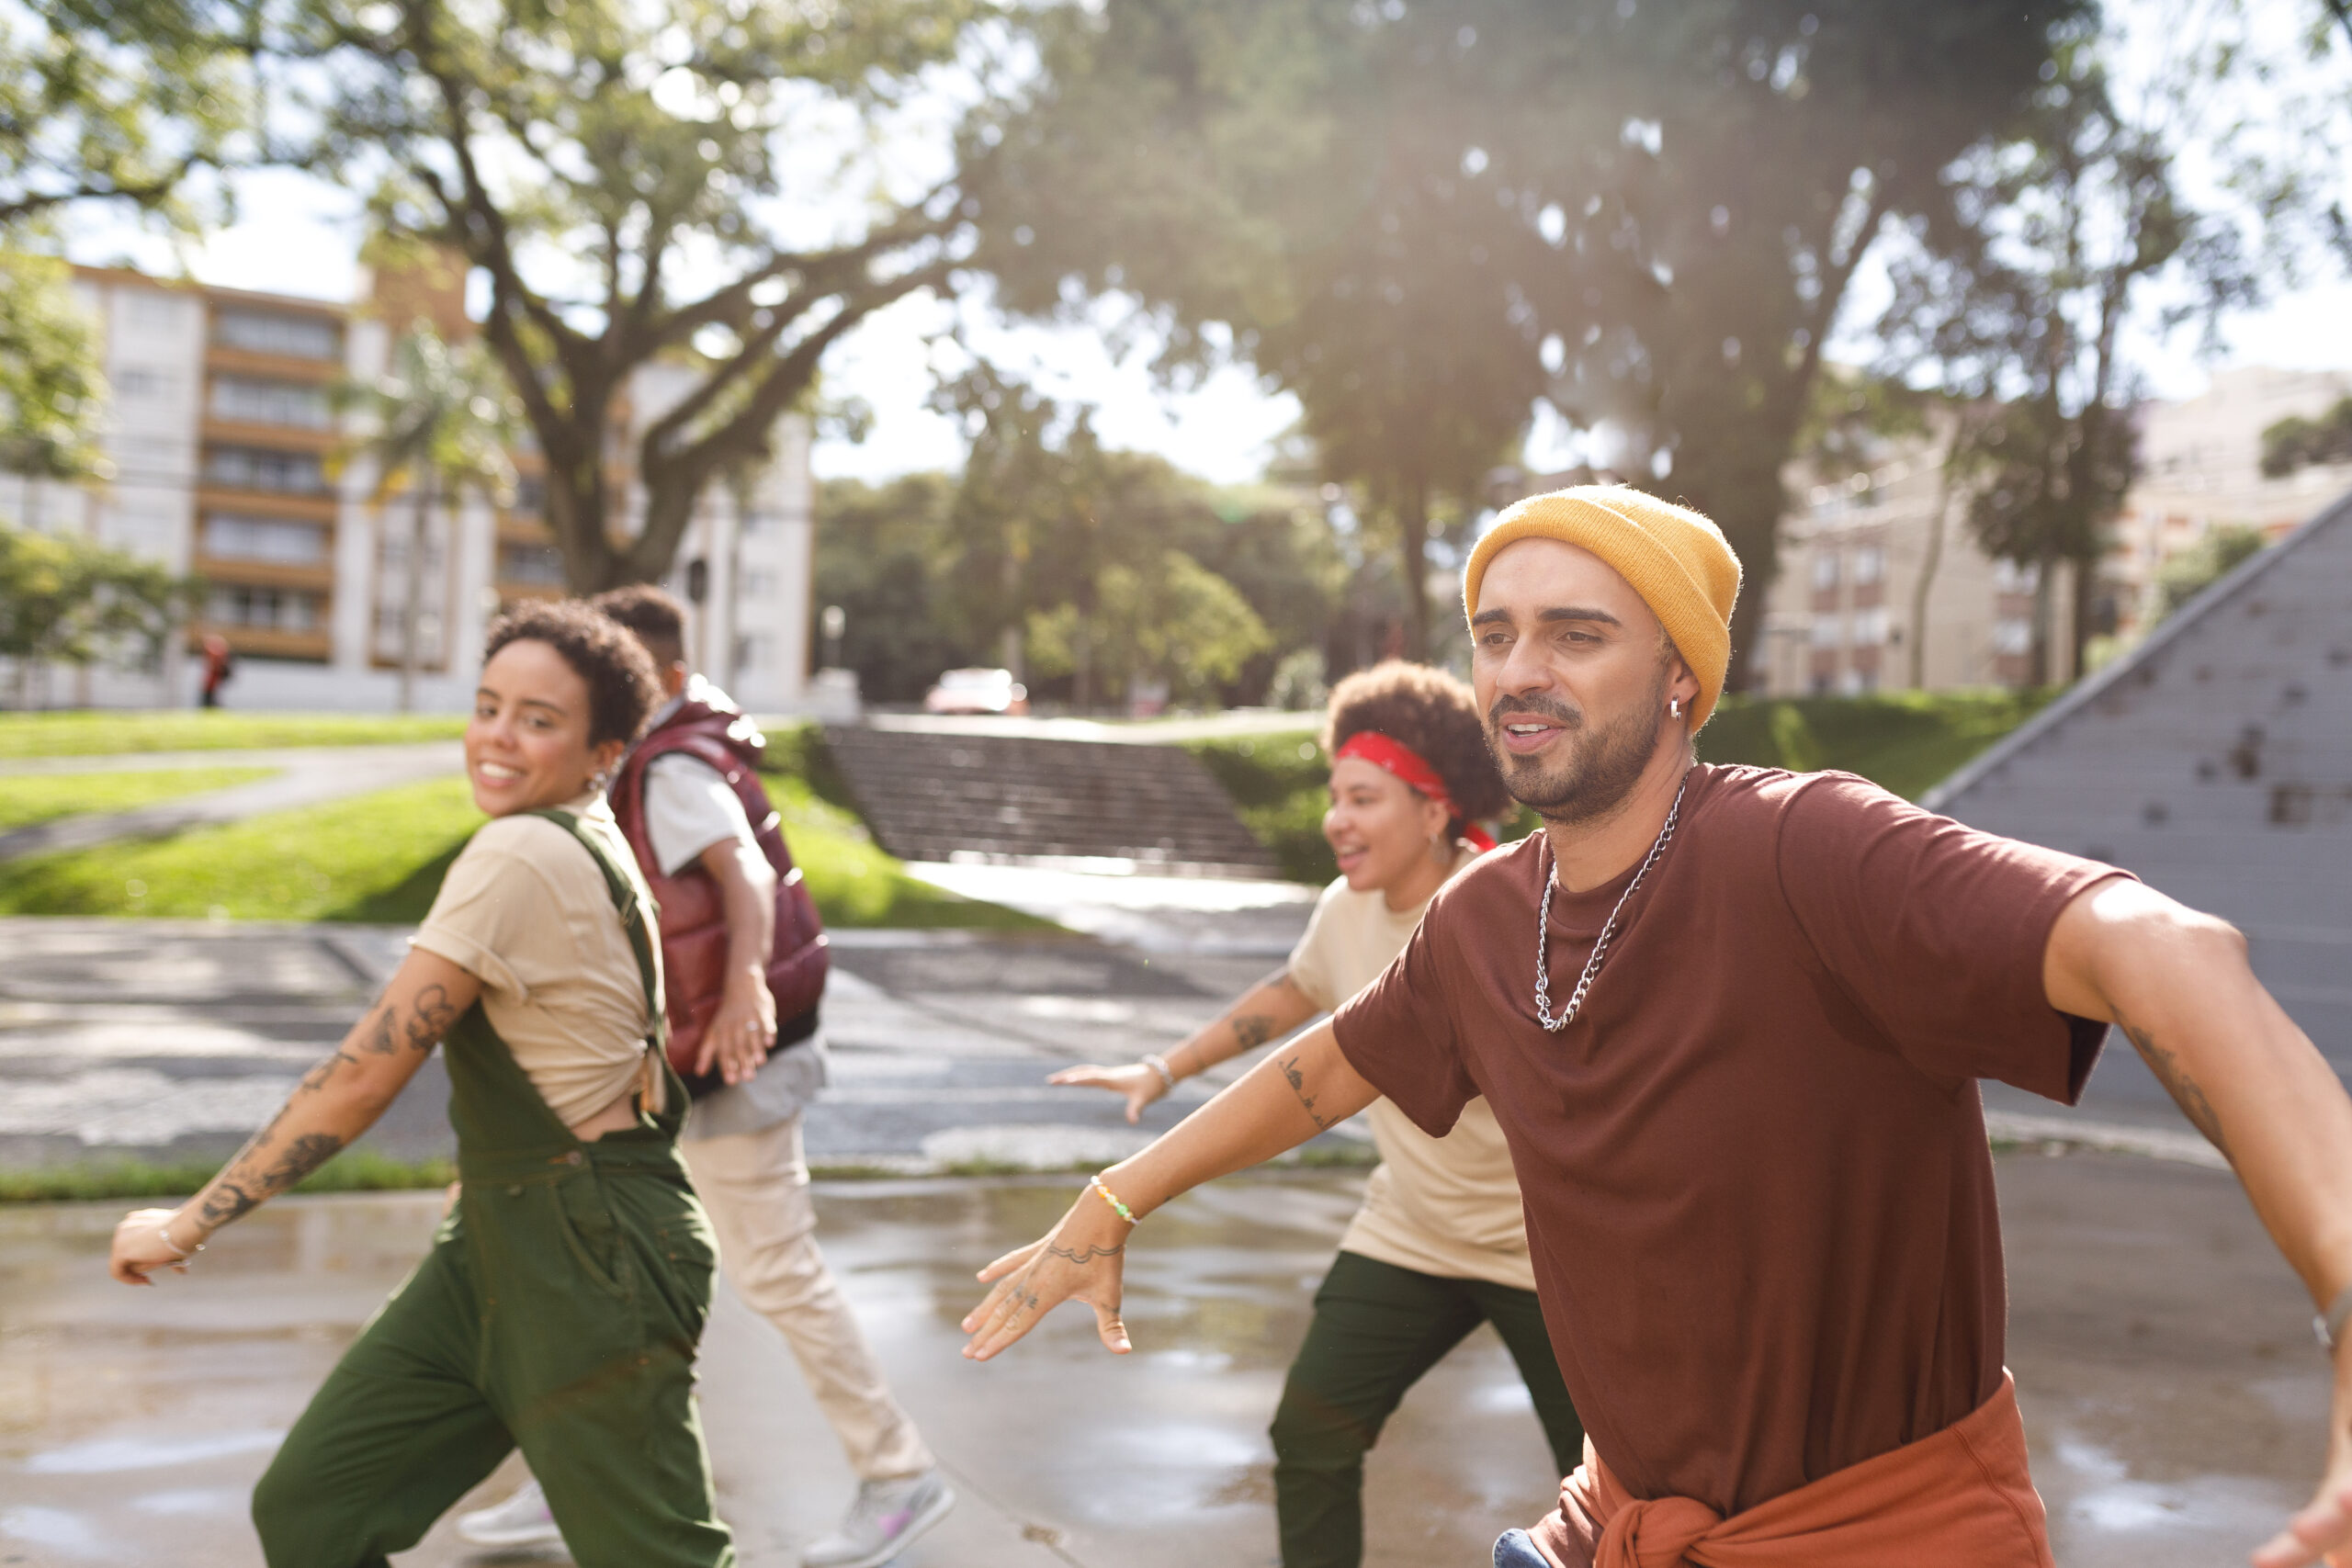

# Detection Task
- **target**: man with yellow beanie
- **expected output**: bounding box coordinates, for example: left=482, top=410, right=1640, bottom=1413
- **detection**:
left=956, top=486, right=2352, bottom=1568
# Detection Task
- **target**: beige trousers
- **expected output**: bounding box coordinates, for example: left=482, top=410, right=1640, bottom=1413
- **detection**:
left=679, top=1115, right=933, bottom=1482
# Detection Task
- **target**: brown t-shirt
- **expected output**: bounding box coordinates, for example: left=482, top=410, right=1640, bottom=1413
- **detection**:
left=1332, top=764, right=2121, bottom=1518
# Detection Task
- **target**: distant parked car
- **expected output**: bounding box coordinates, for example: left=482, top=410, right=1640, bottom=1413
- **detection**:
left=924, top=667, right=1030, bottom=716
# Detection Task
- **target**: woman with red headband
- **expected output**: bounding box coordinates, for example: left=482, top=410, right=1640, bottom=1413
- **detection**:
left=1050, top=660, right=1582, bottom=1568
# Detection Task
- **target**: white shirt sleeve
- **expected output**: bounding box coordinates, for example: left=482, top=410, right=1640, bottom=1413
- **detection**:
left=643, top=753, right=758, bottom=878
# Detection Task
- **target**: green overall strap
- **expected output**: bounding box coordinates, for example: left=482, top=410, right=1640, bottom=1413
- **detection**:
left=524, top=808, right=665, bottom=1055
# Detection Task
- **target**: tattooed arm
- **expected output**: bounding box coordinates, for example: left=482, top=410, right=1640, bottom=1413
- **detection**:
left=965, top=1020, right=1377, bottom=1360
left=2043, top=879, right=2352, bottom=1568
left=108, top=949, right=479, bottom=1286
left=1047, top=967, right=1321, bottom=1122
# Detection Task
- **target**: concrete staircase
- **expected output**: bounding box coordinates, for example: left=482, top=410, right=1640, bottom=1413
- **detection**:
left=821, top=725, right=1280, bottom=878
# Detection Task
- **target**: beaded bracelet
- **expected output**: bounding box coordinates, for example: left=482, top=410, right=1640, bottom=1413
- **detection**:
left=1141, top=1054, right=1176, bottom=1093
left=1089, top=1174, right=1138, bottom=1226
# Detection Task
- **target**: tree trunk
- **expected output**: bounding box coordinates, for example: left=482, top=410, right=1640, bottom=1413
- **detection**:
left=2069, top=547, right=2097, bottom=682
left=400, top=475, right=431, bottom=714
left=1396, top=480, right=1430, bottom=663
left=2029, top=560, right=2053, bottom=688
left=1907, top=450, right=1960, bottom=690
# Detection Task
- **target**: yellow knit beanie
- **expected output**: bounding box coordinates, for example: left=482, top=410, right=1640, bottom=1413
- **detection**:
left=1461, top=485, right=1744, bottom=730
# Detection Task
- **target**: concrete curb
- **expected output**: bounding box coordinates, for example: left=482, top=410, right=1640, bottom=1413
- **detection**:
left=1983, top=1109, right=2228, bottom=1170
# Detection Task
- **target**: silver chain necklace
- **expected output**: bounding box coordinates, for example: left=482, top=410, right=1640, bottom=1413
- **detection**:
left=1532, top=782, right=1686, bottom=1032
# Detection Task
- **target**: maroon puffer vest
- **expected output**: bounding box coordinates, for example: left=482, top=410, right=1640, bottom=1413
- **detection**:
left=610, top=689, right=829, bottom=1098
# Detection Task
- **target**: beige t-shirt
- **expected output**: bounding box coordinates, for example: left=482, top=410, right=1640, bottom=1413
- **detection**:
left=1288, top=849, right=1534, bottom=1291
left=412, top=792, right=665, bottom=1128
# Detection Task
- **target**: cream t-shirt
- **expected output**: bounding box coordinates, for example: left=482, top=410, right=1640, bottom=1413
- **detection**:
left=1289, top=848, right=1534, bottom=1291
left=412, top=791, right=665, bottom=1128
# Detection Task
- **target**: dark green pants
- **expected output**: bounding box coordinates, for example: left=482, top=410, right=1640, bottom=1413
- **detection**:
left=1270, top=1250, right=1583, bottom=1568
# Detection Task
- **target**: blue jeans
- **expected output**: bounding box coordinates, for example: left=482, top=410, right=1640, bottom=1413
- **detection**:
left=1492, top=1529, right=1549, bottom=1568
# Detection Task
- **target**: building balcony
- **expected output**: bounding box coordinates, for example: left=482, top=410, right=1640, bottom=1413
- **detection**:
left=199, top=417, right=341, bottom=453
left=191, top=553, right=336, bottom=592
left=192, top=622, right=333, bottom=663
left=202, top=344, right=343, bottom=384
left=193, top=483, right=338, bottom=522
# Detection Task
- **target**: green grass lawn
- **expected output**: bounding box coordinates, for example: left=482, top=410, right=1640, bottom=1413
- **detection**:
left=0, top=766, right=277, bottom=832
left=0, top=770, right=1045, bottom=929
left=0, top=711, right=465, bottom=759
left=1189, top=688, right=2054, bottom=884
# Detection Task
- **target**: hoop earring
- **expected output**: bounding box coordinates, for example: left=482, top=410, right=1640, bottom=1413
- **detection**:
left=1668, top=697, right=1685, bottom=720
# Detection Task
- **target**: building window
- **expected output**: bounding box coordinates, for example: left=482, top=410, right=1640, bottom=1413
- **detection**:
left=1992, top=617, right=2033, bottom=656
left=204, top=446, right=329, bottom=495
left=1850, top=607, right=1888, bottom=647
left=202, top=514, right=328, bottom=566
left=1809, top=615, right=1843, bottom=648
left=1812, top=551, right=1840, bottom=591
left=1992, top=559, right=2041, bottom=593
left=212, top=309, right=341, bottom=361
left=115, top=367, right=168, bottom=399
left=210, top=376, right=333, bottom=430
left=1853, top=546, right=1885, bottom=585
left=740, top=569, right=777, bottom=601
left=497, top=542, right=565, bottom=586
left=735, top=634, right=770, bottom=671
left=510, top=475, right=547, bottom=515
left=208, top=583, right=321, bottom=632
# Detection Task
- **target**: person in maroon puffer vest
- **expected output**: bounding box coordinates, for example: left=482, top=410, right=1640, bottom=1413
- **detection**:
left=455, top=587, right=953, bottom=1568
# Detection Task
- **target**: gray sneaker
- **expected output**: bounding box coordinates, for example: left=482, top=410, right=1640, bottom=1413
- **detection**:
left=454, top=1477, right=562, bottom=1549
left=800, top=1470, right=956, bottom=1568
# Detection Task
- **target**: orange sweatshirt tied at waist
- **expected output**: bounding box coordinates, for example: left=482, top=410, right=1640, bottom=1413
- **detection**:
left=1531, top=1373, right=2056, bottom=1568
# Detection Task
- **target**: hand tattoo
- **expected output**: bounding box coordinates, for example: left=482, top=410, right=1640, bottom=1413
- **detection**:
left=1046, top=1241, right=1125, bottom=1265
left=1280, top=1053, right=1335, bottom=1132
left=2115, top=1008, right=2227, bottom=1154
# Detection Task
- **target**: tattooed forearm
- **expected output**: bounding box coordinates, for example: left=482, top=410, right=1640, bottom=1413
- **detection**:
left=197, top=1181, right=258, bottom=1228
left=1279, top=1053, right=1335, bottom=1132
left=261, top=1132, right=345, bottom=1190
left=1231, top=1013, right=1278, bottom=1049
left=404, top=985, right=457, bottom=1052
left=1046, top=1241, right=1125, bottom=1265
left=298, top=1048, right=362, bottom=1096
left=2116, top=1008, right=2226, bottom=1153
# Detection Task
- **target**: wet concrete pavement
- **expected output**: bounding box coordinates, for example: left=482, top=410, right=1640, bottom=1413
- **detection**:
left=1, top=1153, right=2329, bottom=1568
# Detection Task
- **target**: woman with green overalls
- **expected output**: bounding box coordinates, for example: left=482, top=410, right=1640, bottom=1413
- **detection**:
left=108, top=600, right=734, bottom=1568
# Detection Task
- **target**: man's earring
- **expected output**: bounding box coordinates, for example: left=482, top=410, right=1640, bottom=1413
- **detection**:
left=1668, top=696, right=1686, bottom=720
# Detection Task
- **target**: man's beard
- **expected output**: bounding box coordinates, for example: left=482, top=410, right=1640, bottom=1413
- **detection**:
left=1485, top=664, right=1672, bottom=827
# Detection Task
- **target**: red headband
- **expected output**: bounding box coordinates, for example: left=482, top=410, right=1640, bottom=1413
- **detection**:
left=1334, top=732, right=1498, bottom=852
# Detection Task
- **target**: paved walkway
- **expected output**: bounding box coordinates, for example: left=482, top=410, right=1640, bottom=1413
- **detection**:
left=2, top=1152, right=2329, bottom=1568
left=0, top=742, right=464, bottom=864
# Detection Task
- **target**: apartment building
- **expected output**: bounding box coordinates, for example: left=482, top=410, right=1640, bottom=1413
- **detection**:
left=0, top=263, right=816, bottom=713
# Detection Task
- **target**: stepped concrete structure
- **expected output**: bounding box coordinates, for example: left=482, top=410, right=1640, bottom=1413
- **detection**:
left=1926, top=490, right=2352, bottom=1086
left=822, top=724, right=1278, bottom=879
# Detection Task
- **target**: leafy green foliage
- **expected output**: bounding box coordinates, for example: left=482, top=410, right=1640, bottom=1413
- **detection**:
left=266, top=0, right=984, bottom=591
left=0, top=765, right=273, bottom=831
left=1185, top=730, right=1336, bottom=885
left=1696, top=690, right=2055, bottom=802
left=814, top=374, right=1348, bottom=708
left=0, top=1149, right=458, bottom=1204
left=2260, top=397, right=2352, bottom=478
left=0, top=250, right=106, bottom=480
left=2154, top=525, right=2269, bottom=620
left=0, top=520, right=193, bottom=700
left=978, top=0, right=2086, bottom=677
left=0, top=0, right=256, bottom=229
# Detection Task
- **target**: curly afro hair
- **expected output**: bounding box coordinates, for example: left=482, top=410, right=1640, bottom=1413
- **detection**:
left=481, top=599, right=661, bottom=749
left=589, top=583, right=688, bottom=669
left=1321, top=660, right=1510, bottom=826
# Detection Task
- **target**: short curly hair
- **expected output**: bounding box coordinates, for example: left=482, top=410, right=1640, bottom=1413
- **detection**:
left=589, top=583, right=687, bottom=669
left=481, top=599, right=661, bottom=749
left=1321, top=660, right=1510, bottom=825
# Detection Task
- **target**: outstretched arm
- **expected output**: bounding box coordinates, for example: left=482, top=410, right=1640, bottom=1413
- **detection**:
left=695, top=835, right=778, bottom=1086
left=1049, top=966, right=1321, bottom=1122
left=962, top=1019, right=1378, bottom=1360
left=2042, top=879, right=2352, bottom=1568
left=108, top=950, right=480, bottom=1284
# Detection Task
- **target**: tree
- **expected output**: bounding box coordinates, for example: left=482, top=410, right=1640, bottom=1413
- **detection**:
left=337, top=327, right=518, bottom=711
left=977, top=0, right=2084, bottom=675
left=1875, top=19, right=2265, bottom=683
left=1026, top=549, right=1272, bottom=707
left=0, top=250, right=107, bottom=486
left=2261, top=397, right=2352, bottom=477
left=2154, top=522, right=2267, bottom=620
left=0, top=522, right=188, bottom=708
left=257, top=0, right=981, bottom=592
left=0, top=0, right=258, bottom=229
